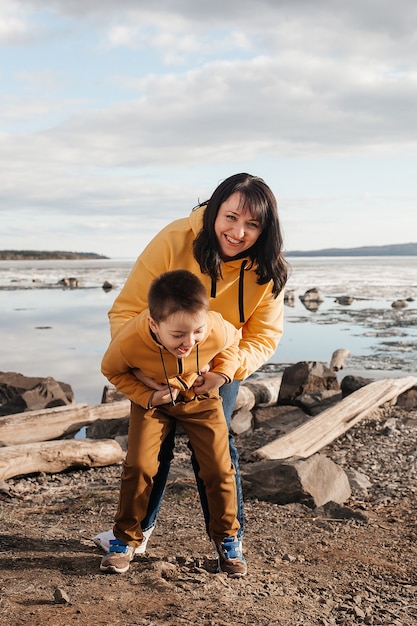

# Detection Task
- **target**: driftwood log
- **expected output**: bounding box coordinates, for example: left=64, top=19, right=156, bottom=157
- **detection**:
left=0, top=400, right=131, bottom=446
left=1, top=374, right=416, bottom=480
left=0, top=438, right=124, bottom=481
left=254, top=376, right=417, bottom=460
left=0, top=379, right=283, bottom=446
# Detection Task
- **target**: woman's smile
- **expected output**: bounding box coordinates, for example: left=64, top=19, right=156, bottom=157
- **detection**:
left=215, top=192, right=262, bottom=260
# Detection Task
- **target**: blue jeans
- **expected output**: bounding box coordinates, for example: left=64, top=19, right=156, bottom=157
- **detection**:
left=140, top=381, right=244, bottom=540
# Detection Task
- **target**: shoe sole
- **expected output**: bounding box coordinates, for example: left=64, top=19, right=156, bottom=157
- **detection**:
left=100, top=563, right=131, bottom=574
left=217, top=563, right=247, bottom=578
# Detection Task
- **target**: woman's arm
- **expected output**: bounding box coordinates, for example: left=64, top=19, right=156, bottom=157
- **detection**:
left=234, top=289, right=285, bottom=380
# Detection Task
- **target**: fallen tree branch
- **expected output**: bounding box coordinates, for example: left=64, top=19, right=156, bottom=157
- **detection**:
left=0, top=438, right=124, bottom=481
left=254, top=376, right=417, bottom=460
left=0, top=400, right=131, bottom=446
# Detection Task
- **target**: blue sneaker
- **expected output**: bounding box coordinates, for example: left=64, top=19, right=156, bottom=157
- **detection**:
left=213, top=537, right=247, bottom=578
left=100, top=539, right=135, bottom=574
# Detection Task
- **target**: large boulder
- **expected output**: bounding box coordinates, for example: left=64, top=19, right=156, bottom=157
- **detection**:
left=242, top=453, right=351, bottom=507
left=0, top=372, right=74, bottom=416
left=278, top=361, right=339, bottom=406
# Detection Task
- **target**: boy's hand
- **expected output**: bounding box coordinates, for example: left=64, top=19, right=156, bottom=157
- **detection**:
left=192, top=371, right=227, bottom=393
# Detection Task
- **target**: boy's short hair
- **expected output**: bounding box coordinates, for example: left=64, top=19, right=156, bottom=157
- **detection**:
left=148, top=270, right=209, bottom=323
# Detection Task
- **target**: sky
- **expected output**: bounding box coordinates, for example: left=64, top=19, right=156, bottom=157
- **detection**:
left=1, top=0, right=417, bottom=258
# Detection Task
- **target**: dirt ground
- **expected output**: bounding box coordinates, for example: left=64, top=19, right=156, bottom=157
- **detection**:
left=1, top=405, right=416, bottom=626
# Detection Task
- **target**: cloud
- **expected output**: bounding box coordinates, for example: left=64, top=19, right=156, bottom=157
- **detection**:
left=2, top=0, right=417, bottom=256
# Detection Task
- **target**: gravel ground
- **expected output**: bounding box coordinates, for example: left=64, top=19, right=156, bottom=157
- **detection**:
left=1, top=404, right=416, bottom=626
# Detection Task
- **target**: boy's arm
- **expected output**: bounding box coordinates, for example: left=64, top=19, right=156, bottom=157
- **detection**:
left=101, top=341, right=155, bottom=408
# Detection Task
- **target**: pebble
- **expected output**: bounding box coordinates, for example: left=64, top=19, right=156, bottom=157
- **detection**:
left=53, top=588, right=70, bottom=604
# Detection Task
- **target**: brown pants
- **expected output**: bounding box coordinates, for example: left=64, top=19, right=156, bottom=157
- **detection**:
left=113, top=392, right=240, bottom=547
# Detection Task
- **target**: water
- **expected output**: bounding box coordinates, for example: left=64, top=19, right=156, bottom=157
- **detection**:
left=1, top=257, right=416, bottom=405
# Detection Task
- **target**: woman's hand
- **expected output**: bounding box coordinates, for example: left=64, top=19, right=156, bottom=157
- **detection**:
left=132, top=367, right=167, bottom=391
left=149, top=386, right=180, bottom=407
left=192, top=363, right=211, bottom=388
left=192, top=371, right=227, bottom=394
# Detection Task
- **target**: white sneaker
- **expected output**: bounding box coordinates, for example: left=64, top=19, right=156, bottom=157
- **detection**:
left=93, top=527, right=154, bottom=555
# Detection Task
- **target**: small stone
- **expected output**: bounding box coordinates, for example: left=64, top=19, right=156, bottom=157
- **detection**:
left=53, top=587, right=70, bottom=604
left=354, top=606, right=366, bottom=618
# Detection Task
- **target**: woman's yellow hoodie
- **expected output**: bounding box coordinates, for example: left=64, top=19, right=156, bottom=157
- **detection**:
left=101, top=309, right=240, bottom=409
left=108, top=206, right=284, bottom=380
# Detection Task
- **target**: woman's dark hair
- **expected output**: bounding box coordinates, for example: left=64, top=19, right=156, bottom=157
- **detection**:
left=193, top=173, right=288, bottom=296
left=148, top=269, right=208, bottom=323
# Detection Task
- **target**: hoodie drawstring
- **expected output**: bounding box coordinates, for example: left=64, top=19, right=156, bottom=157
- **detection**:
left=238, top=260, right=247, bottom=323
left=211, top=260, right=247, bottom=324
left=210, top=277, right=216, bottom=298
left=158, top=344, right=201, bottom=406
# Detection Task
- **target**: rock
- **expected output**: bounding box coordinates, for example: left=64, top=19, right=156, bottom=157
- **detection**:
left=53, top=588, right=70, bottom=604
left=253, top=405, right=309, bottom=433
left=345, top=468, right=372, bottom=498
left=391, top=299, right=407, bottom=308
left=102, top=280, right=114, bottom=291
left=340, top=375, right=373, bottom=398
left=0, top=372, right=74, bottom=416
left=299, top=288, right=323, bottom=311
left=278, top=361, right=339, bottom=405
left=296, top=389, right=342, bottom=416
left=152, top=561, right=178, bottom=578
left=329, top=348, right=351, bottom=371
left=312, top=501, right=369, bottom=522
left=284, top=289, right=295, bottom=306
left=87, top=417, right=129, bottom=440
left=395, top=385, right=417, bottom=409
left=300, top=287, right=323, bottom=302
left=101, top=385, right=127, bottom=403
left=242, top=453, right=351, bottom=507
left=335, top=296, right=354, bottom=305
left=57, top=277, right=79, bottom=288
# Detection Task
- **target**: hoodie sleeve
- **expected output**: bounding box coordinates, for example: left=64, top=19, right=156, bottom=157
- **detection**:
left=108, top=217, right=194, bottom=338
left=210, top=316, right=241, bottom=382
left=234, top=288, right=285, bottom=380
left=101, top=339, right=155, bottom=409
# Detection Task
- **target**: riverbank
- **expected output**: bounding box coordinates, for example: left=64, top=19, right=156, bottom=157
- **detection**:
left=1, top=401, right=416, bottom=625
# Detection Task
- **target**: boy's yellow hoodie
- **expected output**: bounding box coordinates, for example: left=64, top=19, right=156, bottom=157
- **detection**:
left=101, top=308, right=240, bottom=409
left=108, top=205, right=284, bottom=381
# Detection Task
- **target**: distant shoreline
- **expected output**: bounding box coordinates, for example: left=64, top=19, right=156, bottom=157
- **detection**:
left=0, top=251, right=109, bottom=261
left=1, top=242, right=416, bottom=260
left=286, top=242, right=417, bottom=257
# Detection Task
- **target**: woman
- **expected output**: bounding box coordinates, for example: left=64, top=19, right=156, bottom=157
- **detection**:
left=94, top=173, right=288, bottom=555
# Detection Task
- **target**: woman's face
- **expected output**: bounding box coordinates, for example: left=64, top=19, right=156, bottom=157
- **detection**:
left=214, top=192, right=262, bottom=260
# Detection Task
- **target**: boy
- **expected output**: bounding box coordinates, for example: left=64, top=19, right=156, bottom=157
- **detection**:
left=99, top=270, right=247, bottom=577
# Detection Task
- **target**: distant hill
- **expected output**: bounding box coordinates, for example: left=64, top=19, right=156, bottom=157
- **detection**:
left=0, top=250, right=109, bottom=261
left=286, top=242, right=417, bottom=257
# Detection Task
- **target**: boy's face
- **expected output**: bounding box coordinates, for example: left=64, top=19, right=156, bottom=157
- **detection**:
left=148, top=309, right=207, bottom=359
